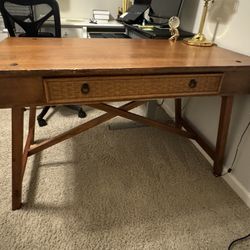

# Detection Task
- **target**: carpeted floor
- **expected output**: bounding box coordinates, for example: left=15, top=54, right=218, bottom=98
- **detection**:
left=0, top=104, right=249, bottom=250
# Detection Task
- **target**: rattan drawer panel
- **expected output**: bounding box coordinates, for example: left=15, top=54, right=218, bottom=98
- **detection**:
left=44, top=74, right=223, bottom=103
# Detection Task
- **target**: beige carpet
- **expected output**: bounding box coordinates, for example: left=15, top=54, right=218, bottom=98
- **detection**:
left=0, top=104, right=249, bottom=250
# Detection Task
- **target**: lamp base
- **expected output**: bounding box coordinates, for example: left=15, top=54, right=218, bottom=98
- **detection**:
left=183, top=33, right=213, bottom=47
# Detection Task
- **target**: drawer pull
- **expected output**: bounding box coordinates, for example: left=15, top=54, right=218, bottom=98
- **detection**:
left=189, top=79, right=197, bottom=88
left=81, top=83, right=90, bottom=94
left=44, top=74, right=222, bottom=103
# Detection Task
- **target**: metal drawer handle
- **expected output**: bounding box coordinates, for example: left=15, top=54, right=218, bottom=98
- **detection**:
left=189, top=79, right=197, bottom=88
left=81, top=83, right=90, bottom=94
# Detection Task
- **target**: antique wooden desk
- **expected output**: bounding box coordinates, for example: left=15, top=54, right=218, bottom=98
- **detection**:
left=0, top=38, right=250, bottom=210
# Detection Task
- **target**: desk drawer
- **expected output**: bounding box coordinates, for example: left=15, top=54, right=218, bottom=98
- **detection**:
left=44, top=74, right=223, bottom=103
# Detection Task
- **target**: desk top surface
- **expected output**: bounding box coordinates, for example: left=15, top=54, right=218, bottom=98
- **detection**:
left=0, top=38, right=250, bottom=76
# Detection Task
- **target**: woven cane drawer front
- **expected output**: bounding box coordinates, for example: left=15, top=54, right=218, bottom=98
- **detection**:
left=44, top=74, right=223, bottom=103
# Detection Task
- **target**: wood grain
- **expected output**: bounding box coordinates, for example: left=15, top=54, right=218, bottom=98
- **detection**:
left=1, top=37, right=249, bottom=210
left=11, top=107, right=24, bottom=210
left=0, top=38, right=250, bottom=77
left=0, top=77, right=44, bottom=108
left=89, top=103, right=194, bottom=138
left=175, top=98, right=182, bottom=128
left=213, top=96, right=233, bottom=176
left=28, top=101, right=144, bottom=156
left=22, top=107, right=36, bottom=179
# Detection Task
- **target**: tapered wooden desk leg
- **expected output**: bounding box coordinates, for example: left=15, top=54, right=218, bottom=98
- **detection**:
left=29, top=107, right=36, bottom=144
left=12, top=107, right=24, bottom=210
left=175, top=98, right=182, bottom=128
left=213, top=96, right=233, bottom=176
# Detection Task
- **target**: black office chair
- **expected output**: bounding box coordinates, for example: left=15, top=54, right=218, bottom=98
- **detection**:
left=0, top=0, right=86, bottom=126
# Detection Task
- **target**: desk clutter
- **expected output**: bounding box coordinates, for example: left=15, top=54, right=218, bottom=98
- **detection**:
left=125, top=23, right=193, bottom=39
left=116, top=0, right=192, bottom=40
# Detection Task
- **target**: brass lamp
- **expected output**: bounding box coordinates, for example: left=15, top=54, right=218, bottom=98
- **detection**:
left=122, top=0, right=132, bottom=13
left=183, top=0, right=214, bottom=47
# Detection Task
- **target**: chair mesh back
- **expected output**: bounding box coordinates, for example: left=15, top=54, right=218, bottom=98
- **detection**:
left=0, top=0, right=61, bottom=37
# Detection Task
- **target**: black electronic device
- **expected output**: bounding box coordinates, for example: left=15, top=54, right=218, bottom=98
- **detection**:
left=143, top=27, right=192, bottom=39
left=117, top=0, right=151, bottom=24
left=149, top=0, right=184, bottom=24
left=124, top=23, right=193, bottom=39
left=89, top=32, right=130, bottom=39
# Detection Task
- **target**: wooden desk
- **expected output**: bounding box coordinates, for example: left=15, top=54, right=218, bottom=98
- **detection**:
left=0, top=38, right=250, bottom=210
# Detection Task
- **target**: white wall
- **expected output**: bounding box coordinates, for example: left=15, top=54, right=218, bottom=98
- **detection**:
left=57, top=0, right=122, bottom=19
left=167, top=0, right=250, bottom=206
left=0, top=15, right=8, bottom=41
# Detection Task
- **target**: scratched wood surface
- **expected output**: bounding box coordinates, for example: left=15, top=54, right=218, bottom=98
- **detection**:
left=0, top=38, right=250, bottom=76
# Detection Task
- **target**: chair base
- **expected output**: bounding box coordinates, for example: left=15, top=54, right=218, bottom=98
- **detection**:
left=37, top=105, right=86, bottom=127
left=65, top=105, right=87, bottom=118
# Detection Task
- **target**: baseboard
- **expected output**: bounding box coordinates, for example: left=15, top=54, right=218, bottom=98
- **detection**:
left=223, top=174, right=250, bottom=208
left=192, top=140, right=250, bottom=208
left=189, top=140, right=214, bottom=165
left=160, top=101, right=250, bottom=208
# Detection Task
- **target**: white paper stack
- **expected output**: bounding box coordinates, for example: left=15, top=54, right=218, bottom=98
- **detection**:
left=93, top=10, right=110, bottom=23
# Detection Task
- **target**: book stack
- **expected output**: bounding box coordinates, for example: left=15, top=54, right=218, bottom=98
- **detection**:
left=93, top=10, right=110, bottom=23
